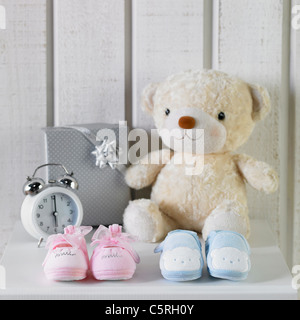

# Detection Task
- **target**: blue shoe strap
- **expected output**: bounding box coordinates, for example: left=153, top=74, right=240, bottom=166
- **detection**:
left=154, top=230, right=203, bottom=254
left=206, top=230, right=251, bottom=255
left=154, top=240, right=165, bottom=253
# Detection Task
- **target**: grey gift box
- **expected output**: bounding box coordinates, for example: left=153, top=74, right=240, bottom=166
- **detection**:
left=43, top=123, right=131, bottom=227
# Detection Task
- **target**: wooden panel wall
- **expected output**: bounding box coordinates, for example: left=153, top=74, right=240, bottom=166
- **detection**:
left=0, top=0, right=298, bottom=265
left=0, top=0, right=47, bottom=256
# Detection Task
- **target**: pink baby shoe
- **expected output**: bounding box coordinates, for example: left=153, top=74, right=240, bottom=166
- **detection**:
left=43, top=226, right=93, bottom=281
left=90, top=224, right=140, bottom=280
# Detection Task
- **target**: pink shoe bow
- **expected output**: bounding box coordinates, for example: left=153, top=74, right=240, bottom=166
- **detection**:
left=43, top=226, right=93, bottom=266
left=91, top=225, right=140, bottom=264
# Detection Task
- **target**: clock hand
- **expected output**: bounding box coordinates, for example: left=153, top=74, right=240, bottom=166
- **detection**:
left=52, top=196, right=58, bottom=228
left=53, top=211, right=58, bottom=228
left=53, top=195, right=57, bottom=212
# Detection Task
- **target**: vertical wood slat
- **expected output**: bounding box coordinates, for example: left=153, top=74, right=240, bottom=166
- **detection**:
left=291, top=0, right=300, bottom=266
left=0, top=0, right=47, bottom=255
left=131, top=0, right=207, bottom=201
left=280, top=0, right=293, bottom=266
left=132, top=0, right=206, bottom=130
left=54, top=0, right=126, bottom=126
left=214, top=0, right=284, bottom=244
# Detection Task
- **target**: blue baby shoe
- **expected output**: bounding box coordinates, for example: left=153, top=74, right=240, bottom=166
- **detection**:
left=154, top=230, right=204, bottom=282
left=206, top=231, right=251, bottom=281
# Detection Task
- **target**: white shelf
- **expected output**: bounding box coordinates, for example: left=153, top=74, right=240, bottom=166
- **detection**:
left=0, top=220, right=297, bottom=300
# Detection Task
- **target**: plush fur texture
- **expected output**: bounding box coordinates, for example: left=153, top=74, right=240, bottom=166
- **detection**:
left=123, top=70, right=279, bottom=243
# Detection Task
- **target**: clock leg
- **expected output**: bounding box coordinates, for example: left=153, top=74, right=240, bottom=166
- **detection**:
left=37, top=237, right=44, bottom=248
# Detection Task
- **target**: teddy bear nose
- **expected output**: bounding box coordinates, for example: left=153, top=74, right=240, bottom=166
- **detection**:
left=178, top=116, right=196, bottom=129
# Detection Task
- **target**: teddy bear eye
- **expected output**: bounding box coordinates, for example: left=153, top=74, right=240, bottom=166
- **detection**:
left=165, top=109, right=171, bottom=116
left=218, top=112, right=226, bottom=121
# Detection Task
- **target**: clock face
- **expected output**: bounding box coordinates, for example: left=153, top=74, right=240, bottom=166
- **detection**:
left=33, top=192, right=79, bottom=235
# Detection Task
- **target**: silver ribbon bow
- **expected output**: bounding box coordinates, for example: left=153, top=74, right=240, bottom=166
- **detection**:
left=59, top=126, right=127, bottom=175
left=91, top=137, right=119, bottom=170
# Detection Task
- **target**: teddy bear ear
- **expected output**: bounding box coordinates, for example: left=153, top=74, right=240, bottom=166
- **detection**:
left=249, top=84, right=271, bottom=122
left=141, top=82, right=160, bottom=115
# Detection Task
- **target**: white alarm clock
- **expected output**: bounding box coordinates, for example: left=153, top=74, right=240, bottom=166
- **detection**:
left=21, top=164, right=83, bottom=244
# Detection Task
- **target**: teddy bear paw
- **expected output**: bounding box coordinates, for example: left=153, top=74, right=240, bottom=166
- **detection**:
left=261, top=167, right=279, bottom=194
left=123, top=199, right=163, bottom=242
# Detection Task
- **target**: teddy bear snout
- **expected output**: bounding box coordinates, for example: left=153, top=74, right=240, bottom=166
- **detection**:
left=178, top=116, right=196, bottom=130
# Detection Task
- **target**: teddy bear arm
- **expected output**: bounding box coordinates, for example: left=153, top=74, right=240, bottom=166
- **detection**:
left=125, top=149, right=174, bottom=190
left=125, top=164, right=165, bottom=190
left=234, top=154, right=279, bottom=194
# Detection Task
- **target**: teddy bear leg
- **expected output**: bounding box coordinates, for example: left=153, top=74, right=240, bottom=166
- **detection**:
left=123, top=199, right=178, bottom=243
left=202, top=201, right=251, bottom=281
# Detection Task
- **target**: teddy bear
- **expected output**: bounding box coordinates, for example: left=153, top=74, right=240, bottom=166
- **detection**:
left=123, top=69, right=279, bottom=280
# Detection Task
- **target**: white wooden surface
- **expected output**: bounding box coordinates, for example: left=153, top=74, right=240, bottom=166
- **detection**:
left=132, top=0, right=205, bottom=130
left=54, top=0, right=126, bottom=125
left=0, top=220, right=297, bottom=300
left=0, top=0, right=299, bottom=273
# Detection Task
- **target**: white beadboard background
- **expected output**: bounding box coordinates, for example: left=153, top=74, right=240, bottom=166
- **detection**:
left=0, top=0, right=299, bottom=268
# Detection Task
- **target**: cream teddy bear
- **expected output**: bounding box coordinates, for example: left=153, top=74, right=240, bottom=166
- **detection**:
left=124, top=70, right=279, bottom=246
